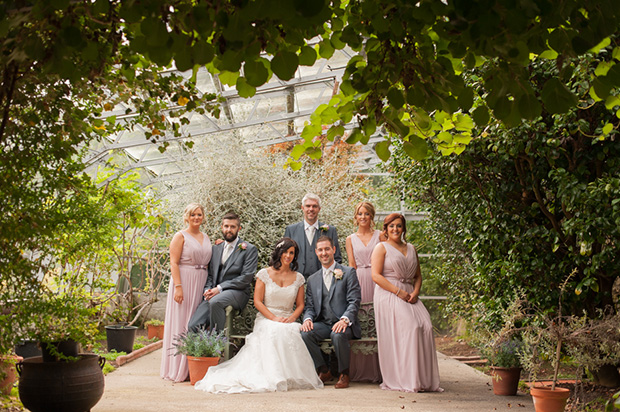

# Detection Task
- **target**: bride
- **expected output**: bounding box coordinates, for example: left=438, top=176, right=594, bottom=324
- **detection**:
left=194, top=237, right=323, bottom=393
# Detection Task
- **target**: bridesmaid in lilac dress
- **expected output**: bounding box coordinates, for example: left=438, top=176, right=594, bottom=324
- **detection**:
left=161, top=203, right=213, bottom=382
left=345, top=202, right=382, bottom=383
left=371, top=213, right=442, bottom=392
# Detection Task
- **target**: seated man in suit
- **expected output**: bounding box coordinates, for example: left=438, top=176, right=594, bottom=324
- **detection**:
left=301, top=235, right=361, bottom=389
left=188, top=212, right=258, bottom=332
left=284, top=193, right=341, bottom=279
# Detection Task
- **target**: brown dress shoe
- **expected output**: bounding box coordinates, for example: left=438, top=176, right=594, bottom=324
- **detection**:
left=319, top=371, right=333, bottom=383
left=335, top=374, right=350, bottom=389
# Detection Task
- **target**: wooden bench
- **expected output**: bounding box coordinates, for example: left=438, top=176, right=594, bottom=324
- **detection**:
left=222, top=300, right=377, bottom=361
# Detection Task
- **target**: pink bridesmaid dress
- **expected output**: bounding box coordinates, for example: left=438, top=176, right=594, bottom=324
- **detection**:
left=349, top=230, right=382, bottom=383
left=160, top=230, right=212, bottom=382
left=373, top=243, right=442, bottom=392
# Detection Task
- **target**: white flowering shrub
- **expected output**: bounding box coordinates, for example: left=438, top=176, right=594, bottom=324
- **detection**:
left=165, top=137, right=368, bottom=267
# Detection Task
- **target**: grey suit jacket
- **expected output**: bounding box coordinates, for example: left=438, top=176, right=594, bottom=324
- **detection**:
left=284, top=220, right=342, bottom=277
left=204, top=238, right=258, bottom=299
left=303, top=263, right=361, bottom=339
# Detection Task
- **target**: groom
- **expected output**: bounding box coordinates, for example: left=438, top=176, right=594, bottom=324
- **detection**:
left=284, top=193, right=342, bottom=279
left=301, top=236, right=361, bottom=389
left=188, top=212, right=258, bottom=332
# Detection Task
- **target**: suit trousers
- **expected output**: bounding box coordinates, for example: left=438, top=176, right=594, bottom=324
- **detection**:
left=187, top=289, right=248, bottom=332
left=301, top=321, right=353, bottom=374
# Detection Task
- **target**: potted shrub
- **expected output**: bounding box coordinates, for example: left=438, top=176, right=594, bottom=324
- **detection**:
left=483, top=338, right=523, bottom=396
left=104, top=186, right=171, bottom=354
left=173, top=328, right=228, bottom=385
left=145, top=319, right=165, bottom=340
left=0, top=352, right=22, bottom=396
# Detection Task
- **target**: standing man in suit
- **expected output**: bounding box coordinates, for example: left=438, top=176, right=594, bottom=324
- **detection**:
left=284, top=193, right=342, bottom=279
left=188, top=212, right=258, bottom=332
left=301, top=236, right=361, bottom=389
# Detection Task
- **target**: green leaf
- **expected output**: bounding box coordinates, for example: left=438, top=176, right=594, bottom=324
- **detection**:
left=317, top=40, right=335, bottom=59
left=290, top=143, right=306, bottom=160
left=301, top=123, right=322, bottom=141
left=541, top=78, right=578, bottom=114
left=345, top=129, right=362, bottom=144
left=518, top=93, right=542, bottom=120
left=326, top=125, right=344, bottom=141
left=402, top=137, right=428, bottom=160
left=602, top=123, right=613, bottom=136
left=387, top=87, right=405, bottom=109
left=472, top=106, right=489, bottom=126
left=374, top=140, right=391, bottom=161
left=193, top=42, right=215, bottom=65
left=174, top=49, right=194, bottom=72
left=271, top=51, right=299, bottom=81
left=305, top=147, right=323, bottom=159
left=244, top=59, right=269, bottom=87
left=236, top=77, right=256, bottom=98
left=298, top=46, right=317, bottom=66
left=218, top=71, right=240, bottom=86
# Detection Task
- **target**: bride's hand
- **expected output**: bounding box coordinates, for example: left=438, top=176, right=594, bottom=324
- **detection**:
left=272, top=316, right=288, bottom=323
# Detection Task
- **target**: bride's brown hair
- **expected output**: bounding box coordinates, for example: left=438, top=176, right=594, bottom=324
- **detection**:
left=269, top=237, right=299, bottom=271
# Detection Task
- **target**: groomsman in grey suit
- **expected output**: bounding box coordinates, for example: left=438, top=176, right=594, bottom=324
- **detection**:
left=301, top=236, right=361, bottom=389
left=188, top=212, right=258, bottom=332
left=284, top=193, right=342, bottom=279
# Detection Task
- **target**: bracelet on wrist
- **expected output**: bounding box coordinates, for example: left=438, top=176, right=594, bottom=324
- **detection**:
left=175, top=284, right=182, bottom=288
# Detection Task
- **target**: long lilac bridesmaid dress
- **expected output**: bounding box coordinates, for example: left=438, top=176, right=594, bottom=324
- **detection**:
left=373, top=243, right=442, bottom=392
left=348, top=230, right=382, bottom=383
left=160, top=230, right=212, bottom=382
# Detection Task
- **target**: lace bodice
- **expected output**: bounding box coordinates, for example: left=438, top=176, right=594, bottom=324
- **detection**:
left=255, top=269, right=305, bottom=320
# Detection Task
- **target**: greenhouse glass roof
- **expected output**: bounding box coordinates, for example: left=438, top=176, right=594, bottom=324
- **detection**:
left=83, top=47, right=384, bottom=189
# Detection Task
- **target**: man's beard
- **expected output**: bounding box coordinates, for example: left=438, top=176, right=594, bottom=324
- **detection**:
left=222, top=232, right=237, bottom=242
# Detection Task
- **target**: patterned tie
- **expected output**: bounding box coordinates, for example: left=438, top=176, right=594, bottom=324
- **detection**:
left=222, top=243, right=234, bottom=263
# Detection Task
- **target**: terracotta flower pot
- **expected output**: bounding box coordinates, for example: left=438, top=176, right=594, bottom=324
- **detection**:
left=187, top=356, right=220, bottom=385
left=0, top=354, right=23, bottom=395
left=490, top=366, right=521, bottom=396
left=530, top=386, right=570, bottom=412
left=147, top=324, right=164, bottom=340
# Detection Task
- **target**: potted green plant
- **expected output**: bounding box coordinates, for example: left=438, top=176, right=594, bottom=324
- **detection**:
left=145, top=319, right=165, bottom=340
left=0, top=351, right=22, bottom=396
left=483, top=338, right=523, bottom=396
left=173, top=328, right=228, bottom=385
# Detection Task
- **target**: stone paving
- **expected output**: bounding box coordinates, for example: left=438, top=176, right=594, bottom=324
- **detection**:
left=92, top=349, right=535, bottom=412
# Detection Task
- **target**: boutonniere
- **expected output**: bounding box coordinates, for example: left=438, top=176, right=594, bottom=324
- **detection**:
left=333, top=269, right=344, bottom=280
left=238, top=242, right=248, bottom=250
left=320, top=224, right=329, bottom=232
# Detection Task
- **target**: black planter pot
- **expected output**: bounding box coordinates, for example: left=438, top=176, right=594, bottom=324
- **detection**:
left=14, top=340, right=42, bottom=359
left=17, top=354, right=105, bottom=412
left=105, top=325, right=138, bottom=353
left=40, top=340, right=79, bottom=362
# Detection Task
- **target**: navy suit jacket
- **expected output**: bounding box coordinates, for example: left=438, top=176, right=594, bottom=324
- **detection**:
left=303, top=263, right=361, bottom=339
left=284, top=221, right=342, bottom=277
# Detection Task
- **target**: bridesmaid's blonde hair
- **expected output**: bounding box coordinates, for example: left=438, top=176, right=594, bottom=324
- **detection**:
left=183, top=203, right=205, bottom=226
left=353, top=201, right=375, bottom=225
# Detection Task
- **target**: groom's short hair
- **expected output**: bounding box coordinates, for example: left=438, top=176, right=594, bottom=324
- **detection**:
left=222, top=212, right=240, bottom=225
left=302, top=193, right=321, bottom=208
left=315, top=235, right=333, bottom=247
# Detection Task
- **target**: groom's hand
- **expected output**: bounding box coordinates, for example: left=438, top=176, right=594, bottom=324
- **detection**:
left=301, top=319, right=313, bottom=332
left=203, top=288, right=220, bottom=300
left=332, top=319, right=348, bottom=333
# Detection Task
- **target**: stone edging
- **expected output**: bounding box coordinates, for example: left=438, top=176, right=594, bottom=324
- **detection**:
left=116, top=340, right=163, bottom=367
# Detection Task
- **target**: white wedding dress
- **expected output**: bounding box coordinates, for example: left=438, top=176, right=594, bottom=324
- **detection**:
left=194, top=269, right=323, bottom=393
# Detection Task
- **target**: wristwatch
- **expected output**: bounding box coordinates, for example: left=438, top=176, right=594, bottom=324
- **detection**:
left=341, top=318, right=350, bottom=325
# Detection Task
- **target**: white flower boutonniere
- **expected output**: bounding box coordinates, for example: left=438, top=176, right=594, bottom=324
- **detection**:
left=320, top=224, right=330, bottom=232
left=238, top=242, right=248, bottom=250
left=333, top=269, right=344, bottom=281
